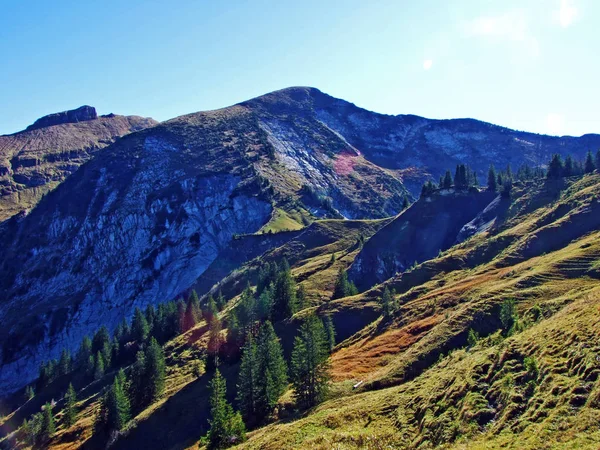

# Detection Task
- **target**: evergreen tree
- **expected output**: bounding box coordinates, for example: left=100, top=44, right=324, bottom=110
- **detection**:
left=585, top=150, right=595, bottom=173
left=501, top=177, right=513, bottom=198
left=237, top=284, right=257, bottom=337
left=257, top=284, right=274, bottom=321
left=454, top=164, right=468, bottom=189
left=100, top=370, right=131, bottom=432
left=114, top=317, right=130, bottom=344
left=205, top=295, right=220, bottom=324
left=41, top=402, right=56, bottom=442
left=183, top=293, right=201, bottom=332
left=564, top=155, right=574, bottom=177
left=94, top=352, right=105, bottom=380
left=207, top=317, right=223, bottom=370
left=442, top=170, right=453, bottom=189
left=145, top=337, right=166, bottom=402
left=129, top=351, right=147, bottom=411
left=379, top=286, right=395, bottom=318
left=145, top=304, right=157, bottom=335
left=296, top=284, right=307, bottom=311
left=332, top=268, right=357, bottom=299
left=402, top=195, right=410, bottom=209
left=208, top=369, right=246, bottom=449
left=506, top=163, right=513, bottom=181
left=255, top=322, right=288, bottom=419
left=273, top=262, right=297, bottom=320
left=86, top=355, right=95, bottom=379
left=102, top=340, right=112, bottom=370
left=77, top=336, right=93, bottom=369
left=92, top=326, right=111, bottom=354
left=176, top=298, right=186, bottom=334
left=547, top=154, right=564, bottom=179
left=216, top=290, right=227, bottom=310
left=500, top=298, right=517, bottom=335
left=64, top=383, right=77, bottom=427
left=290, top=315, right=331, bottom=408
left=236, top=335, right=258, bottom=420
left=25, top=385, right=35, bottom=401
left=487, top=165, right=497, bottom=191
left=58, top=349, right=72, bottom=376
left=324, top=316, right=336, bottom=352
left=132, top=307, right=150, bottom=343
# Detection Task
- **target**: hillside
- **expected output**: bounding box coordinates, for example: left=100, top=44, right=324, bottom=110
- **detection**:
left=1, top=173, right=600, bottom=450
left=0, top=106, right=157, bottom=222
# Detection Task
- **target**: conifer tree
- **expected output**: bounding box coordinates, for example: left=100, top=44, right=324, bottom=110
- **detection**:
left=255, top=322, right=287, bottom=418
left=115, top=317, right=130, bottom=344
left=205, top=295, right=220, bottom=324
left=547, top=154, right=564, bottom=179
left=379, top=286, right=395, bottom=318
left=237, top=335, right=258, bottom=420
left=94, top=352, right=105, bottom=380
left=237, top=284, right=257, bottom=337
left=129, top=351, right=147, bottom=411
left=402, top=195, right=410, bottom=209
left=77, top=336, right=92, bottom=369
left=102, top=340, right=112, bottom=369
left=92, top=326, right=111, bottom=354
left=145, top=304, right=157, bottom=335
left=296, top=284, right=307, bottom=311
left=442, top=170, right=453, bottom=189
left=64, top=383, right=77, bottom=427
left=41, top=402, right=56, bottom=442
left=216, top=290, right=227, bottom=310
left=257, top=285, right=274, bottom=321
left=585, top=150, right=595, bottom=173
left=273, top=261, right=297, bottom=320
left=59, top=349, right=72, bottom=376
left=332, top=268, right=356, bottom=299
left=564, top=155, right=574, bottom=177
left=290, top=315, right=331, bottom=408
left=324, top=316, right=336, bottom=352
left=86, top=354, right=95, bottom=379
left=207, top=317, right=223, bottom=370
left=100, top=370, right=131, bottom=432
left=208, top=369, right=246, bottom=449
left=132, top=307, right=150, bottom=343
left=145, top=337, right=166, bottom=402
left=25, top=385, right=35, bottom=401
left=487, top=165, right=497, bottom=191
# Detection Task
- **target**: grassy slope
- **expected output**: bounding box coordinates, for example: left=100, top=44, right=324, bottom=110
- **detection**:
left=5, top=175, right=600, bottom=449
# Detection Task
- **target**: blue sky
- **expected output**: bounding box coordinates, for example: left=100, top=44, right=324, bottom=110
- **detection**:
left=1, top=0, right=597, bottom=136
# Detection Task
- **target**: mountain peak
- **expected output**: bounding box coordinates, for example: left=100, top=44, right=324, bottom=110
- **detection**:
left=25, top=105, right=98, bottom=131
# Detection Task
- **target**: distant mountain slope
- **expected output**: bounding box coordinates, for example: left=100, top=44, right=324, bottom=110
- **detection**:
left=0, top=106, right=157, bottom=221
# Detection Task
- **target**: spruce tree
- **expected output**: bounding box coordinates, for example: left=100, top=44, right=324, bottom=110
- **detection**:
left=257, top=285, right=274, bottom=321
left=94, top=352, right=105, bottom=380
left=205, top=295, right=219, bottom=324
left=77, top=336, right=92, bottom=369
left=129, top=350, right=147, bottom=411
left=324, top=316, right=336, bottom=352
left=585, top=150, right=595, bottom=173
left=547, top=154, right=564, bottom=179
left=332, top=268, right=351, bottom=299
left=64, top=383, right=77, bottom=427
left=216, top=290, right=227, bottom=310
left=273, top=262, right=297, bottom=320
left=564, top=155, right=574, bottom=177
left=237, top=335, right=258, bottom=420
left=487, top=165, right=497, bottom=191
left=208, top=369, right=246, bottom=449
left=106, top=371, right=131, bottom=431
left=145, top=337, right=166, bottom=402
left=255, top=322, right=287, bottom=419
left=132, top=307, right=150, bottom=343
left=145, top=304, right=157, bottom=335
left=296, top=284, right=307, bottom=311
left=41, top=402, right=56, bottom=442
left=379, top=286, right=395, bottom=318
left=290, top=315, right=331, bottom=408
left=102, top=340, right=112, bottom=369
left=115, top=317, right=130, bottom=344
left=402, top=195, right=410, bottom=209
left=207, top=317, right=223, bottom=370
left=442, top=170, right=453, bottom=189
left=92, top=326, right=110, bottom=354
left=59, top=349, right=71, bottom=376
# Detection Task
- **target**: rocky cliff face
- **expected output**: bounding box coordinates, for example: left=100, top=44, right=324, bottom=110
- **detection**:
left=0, top=110, right=157, bottom=221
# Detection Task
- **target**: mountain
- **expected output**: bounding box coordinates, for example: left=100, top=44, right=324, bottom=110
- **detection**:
left=0, top=88, right=600, bottom=450
left=0, top=106, right=157, bottom=222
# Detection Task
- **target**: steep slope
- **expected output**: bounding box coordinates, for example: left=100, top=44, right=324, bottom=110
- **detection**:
left=349, top=188, right=497, bottom=289
left=0, top=94, right=408, bottom=395
left=251, top=87, right=600, bottom=195
left=0, top=106, right=157, bottom=221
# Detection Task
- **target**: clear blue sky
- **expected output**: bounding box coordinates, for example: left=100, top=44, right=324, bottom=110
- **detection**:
left=1, top=0, right=598, bottom=136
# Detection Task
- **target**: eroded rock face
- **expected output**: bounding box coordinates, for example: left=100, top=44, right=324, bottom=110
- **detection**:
left=25, top=105, right=98, bottom=131
left=0, top=130, right=272, bottom=394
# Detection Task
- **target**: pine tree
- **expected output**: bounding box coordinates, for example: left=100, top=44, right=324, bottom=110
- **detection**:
left=585, top=150, right=595, bottom=173
left=86, top=354, right=95, bottom=379
left=145, top=304, right=157, bottom=335
left=255, top=322, right=287, bottom=419
left=207, top=317, right=223, bottom=370
left=237, top=284, right=257, bottom=337
left=64, top=383, right=77, bottom=427
left=25, top=385, right=35, bottom=401
left=205, top=295, right=219, bottom=324
left=296, top=284, right=307, bottom=311
left=115, top=317, right=130, bottom=344
left=132, top=307, right=150, bottom=343
left=216, top=290, right=227, bottom=310
left=237, top=335, right=258, bottom=420
left=290, top=315, right=331, bottom=408
left=487, top=165, right=497, bottom=191
left=506, top=163, right=512, bottom=181
left=145, top=337, right=166, bottom=402
left=547, top=154, right=564, bottom=179
left=41, top=402, right=56, bottom=442
left=129, top=351, right=147, bottom=411
left=94, top=352, right=105, bottom=380
left=208, top=369, right=246, bottom=449
left=442, top=170, right=453, bottom=189
left=324, top=316, right=336, bottom=352
left=273, top=262, right=297, bottom=320
left=257, top=285, right=274, bottom=321
left=102, top=340, right=112, bottom=369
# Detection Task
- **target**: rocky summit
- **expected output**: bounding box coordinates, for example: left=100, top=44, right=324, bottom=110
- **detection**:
left=1, top=87, right=600, bottom=450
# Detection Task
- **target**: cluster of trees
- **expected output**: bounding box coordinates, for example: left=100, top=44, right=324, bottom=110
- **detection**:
left=547, top=151, right=600, bottom=179
left=378, top=286, right=397, bottom=319
left=207, top=313, right=335, bottom=448
left=422, top=164, right=480, bottom=197
left=20, top=402, right=56, bottom=446
left=332, top=268, right=358, bottom=299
